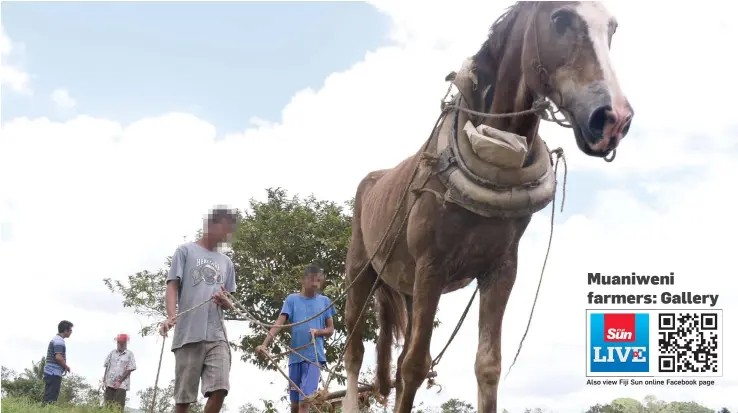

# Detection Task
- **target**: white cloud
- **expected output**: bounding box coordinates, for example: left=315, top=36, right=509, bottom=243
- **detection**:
left=1, top=27, right=31, bottom=94
left=1, top=2, right=738, bottom=412
left=51, top=88, right=76, bottom=110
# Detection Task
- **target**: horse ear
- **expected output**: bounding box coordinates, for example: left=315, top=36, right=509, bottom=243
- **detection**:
left=444, top=71, right=457, bottom=82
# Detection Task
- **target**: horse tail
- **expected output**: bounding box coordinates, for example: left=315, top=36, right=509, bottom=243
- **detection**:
left=374, top=281, right=407, bottom=398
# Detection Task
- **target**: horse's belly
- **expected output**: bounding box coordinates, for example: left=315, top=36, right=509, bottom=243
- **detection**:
left=442, top=278, right=475, bottom=294
left=371, top=258, right=416, bottom=296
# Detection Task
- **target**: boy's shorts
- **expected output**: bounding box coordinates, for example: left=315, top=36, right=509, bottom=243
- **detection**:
left=288, top=361, right=323, bottom=402
left=173, top=340, right=231, bottom=404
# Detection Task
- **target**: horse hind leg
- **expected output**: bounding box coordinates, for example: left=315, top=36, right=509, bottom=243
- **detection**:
left=342, top=253, right=378, bottom=413
left=393, top=293, right=412, bottom=407
left=375, top=285, right=408, bottom=403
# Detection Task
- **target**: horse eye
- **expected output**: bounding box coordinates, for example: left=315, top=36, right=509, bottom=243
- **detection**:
left=552, top=11, right=572, bottom=35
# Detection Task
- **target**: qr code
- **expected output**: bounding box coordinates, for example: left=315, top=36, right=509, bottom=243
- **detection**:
left=657, top=312, right=720, bottom=373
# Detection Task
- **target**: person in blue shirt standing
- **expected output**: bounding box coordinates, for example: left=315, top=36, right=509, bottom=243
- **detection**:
left=43, top=320, right=73, bottom=405
left=256, top=263, right=335, bottom=413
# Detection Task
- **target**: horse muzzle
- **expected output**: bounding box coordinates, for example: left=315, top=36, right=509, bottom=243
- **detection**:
left=564, top=82, right=634, bottom=158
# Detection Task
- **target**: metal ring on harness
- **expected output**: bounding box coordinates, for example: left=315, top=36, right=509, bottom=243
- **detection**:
left=604, top=148, right=616, bottom=162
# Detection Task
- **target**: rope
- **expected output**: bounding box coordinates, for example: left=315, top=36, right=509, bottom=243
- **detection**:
left=149, top=296, right=217, bottom=413
left=429, top=285, right=478, bottom=372
left=146, top=82, right=566, bottom=409
left=503, top=147, right=567, bottom=380
left=311, top=332, right=327, bottom=388
left=148, top=338, right=166, bottom=413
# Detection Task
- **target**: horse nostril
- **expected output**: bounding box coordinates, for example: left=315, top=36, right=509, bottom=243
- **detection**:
left=587, top=105, right=613, bottom=140
left=621, top=115, right=633, bottom=137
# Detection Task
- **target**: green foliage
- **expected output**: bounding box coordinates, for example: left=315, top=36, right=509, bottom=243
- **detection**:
left=105, top=188, right=371, bottom=382
left=0, top=397, right=120, bottom=413
left=1, top=359, right=103, bottom=407
left=136, top=379, right=203, bottom=413
left=2, top=366, right=44, bottom=402
left=439, top=399, right=475, bottom=413
left=228, top=188, right=362, bottom=378
left=237, top=403, right=260, bottom=413
left=581, top=395, right=716, bottom=413
left=103, top=268, right=169, bottom=337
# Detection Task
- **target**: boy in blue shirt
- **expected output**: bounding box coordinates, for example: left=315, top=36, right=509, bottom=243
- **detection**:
left=257, top=263, right=335, bottom=413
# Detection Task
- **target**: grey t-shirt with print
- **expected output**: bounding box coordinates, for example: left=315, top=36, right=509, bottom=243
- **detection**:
left=167, top=242, right=236, bottom=351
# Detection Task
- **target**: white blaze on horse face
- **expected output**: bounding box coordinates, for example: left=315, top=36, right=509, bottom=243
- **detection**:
left=576, top=2, right=632, bottom=143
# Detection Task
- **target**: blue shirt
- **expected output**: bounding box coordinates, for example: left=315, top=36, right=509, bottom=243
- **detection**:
left=44, top=334, right=66, bottom=376
left=280, top=293, right=335, bottom=365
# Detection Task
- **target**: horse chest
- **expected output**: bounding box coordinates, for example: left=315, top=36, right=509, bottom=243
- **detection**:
left=434, top=206, right=531, bottom=280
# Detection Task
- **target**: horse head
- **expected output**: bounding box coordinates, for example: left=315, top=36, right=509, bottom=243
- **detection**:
left=474, top=1, right=634, bottom=159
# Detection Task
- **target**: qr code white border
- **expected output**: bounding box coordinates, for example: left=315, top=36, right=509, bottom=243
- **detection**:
left=655, top=309, right=722, bottom=377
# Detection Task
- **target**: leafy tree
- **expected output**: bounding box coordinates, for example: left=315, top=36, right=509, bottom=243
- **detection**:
left=1, top=365, right=43, bottom=402
left=137, top=379, right=204, bottom=413
left=642, top=395, right=665, bottom=413
left=105, top=188, right=369, bottom=382
left=21, top=357, right=46, bottom=381
left=718, top=408, right=731, bottom=413
left=0, top=358, right=99, bottom=406
left=238, top=403, right=261, bottom=413
left=439, top=398, right=475, bottom=413
left=585, top=396, right=716, bottom=413
left=585, top=404, right=625, bottom=413
left=258, top=399, right=280, bottom=413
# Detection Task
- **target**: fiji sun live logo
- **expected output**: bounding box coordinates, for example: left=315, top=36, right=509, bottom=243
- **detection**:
left=588, top=312, right=650, bottom=374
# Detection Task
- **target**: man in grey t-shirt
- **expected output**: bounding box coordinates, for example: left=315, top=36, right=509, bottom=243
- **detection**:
left=160, top=207, right=238, bottom=413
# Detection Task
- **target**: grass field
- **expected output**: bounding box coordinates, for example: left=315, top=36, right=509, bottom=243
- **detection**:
left=0, top=398, right=129, bottom=413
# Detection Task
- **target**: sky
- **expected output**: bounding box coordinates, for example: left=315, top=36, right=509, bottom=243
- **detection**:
left=1, top=1, right=737, bottom=412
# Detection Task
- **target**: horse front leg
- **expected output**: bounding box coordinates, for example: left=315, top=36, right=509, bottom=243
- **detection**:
left=342, top=263, right=378, bottom=413
left=475, top=252, right=518, bottom=413
left=395, top=262, right=443, bottom=413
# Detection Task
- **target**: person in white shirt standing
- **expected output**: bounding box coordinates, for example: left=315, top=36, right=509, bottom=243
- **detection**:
left=103, top=334, right=137, bottom=411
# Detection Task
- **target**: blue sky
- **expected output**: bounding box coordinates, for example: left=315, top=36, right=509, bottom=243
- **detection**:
left=0, top=0, right=637, bottom=219
left=1, top=1, right=391, bottom=131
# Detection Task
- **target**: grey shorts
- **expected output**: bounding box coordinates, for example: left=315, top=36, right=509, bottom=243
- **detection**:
left=173, top=340, right=231, bottom=404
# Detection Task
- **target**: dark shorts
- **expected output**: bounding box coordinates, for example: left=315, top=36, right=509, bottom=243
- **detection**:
left=42, top=374, right=62, bottom=404
left=104, top=387, right=127, bottom=410
left=288, top=361, right=323, bottom=402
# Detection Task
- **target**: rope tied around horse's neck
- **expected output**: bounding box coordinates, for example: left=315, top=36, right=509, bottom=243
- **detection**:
left=503, top=146, right=567, bottom=380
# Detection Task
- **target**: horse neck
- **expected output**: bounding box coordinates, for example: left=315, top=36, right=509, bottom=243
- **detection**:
left=484, top=40, right=541, bottom=149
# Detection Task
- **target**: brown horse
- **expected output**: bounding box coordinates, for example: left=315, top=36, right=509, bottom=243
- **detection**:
left=342, top=2, right=633, bottom=413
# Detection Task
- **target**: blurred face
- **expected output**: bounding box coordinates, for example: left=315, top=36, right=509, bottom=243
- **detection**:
left=302, top=272, right=322, bottom=292
left=117, top=340, right=127, bottom=350
left=207, top=219, right=235, bottom=244
left=63, top=328, right=73, bottom=338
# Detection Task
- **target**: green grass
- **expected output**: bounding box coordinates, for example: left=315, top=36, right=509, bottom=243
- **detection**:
left=1, top=398, right=123, bottom=413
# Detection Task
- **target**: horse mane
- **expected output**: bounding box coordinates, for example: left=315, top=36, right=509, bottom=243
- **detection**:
left=473, top=1, right=539, bottom=112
